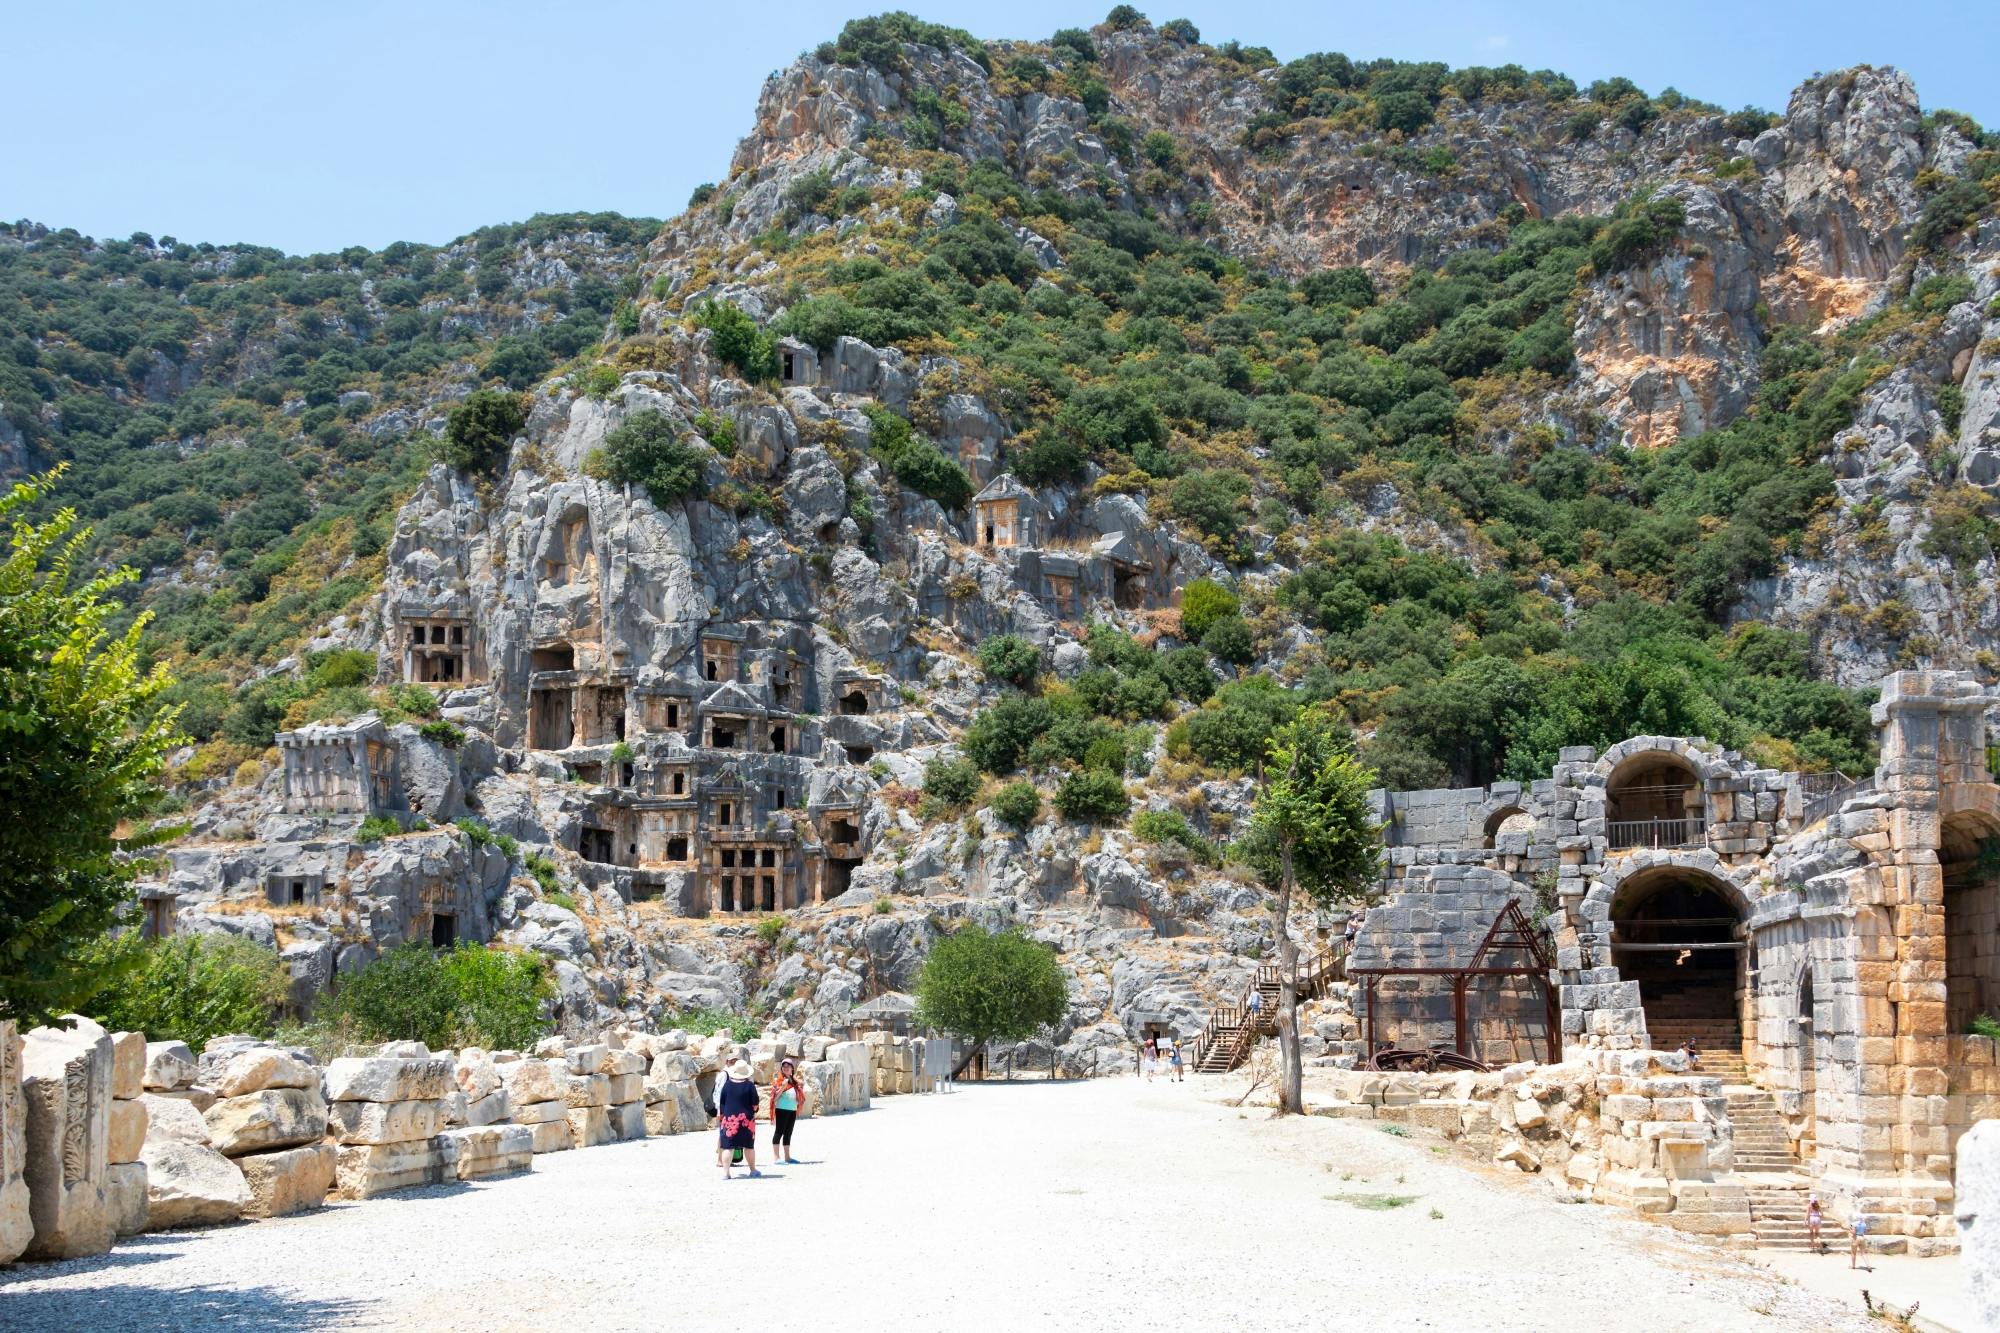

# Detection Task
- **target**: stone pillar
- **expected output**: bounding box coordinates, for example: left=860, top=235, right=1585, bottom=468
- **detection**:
left=21, top=1015, right=115, bottom=1261
left=0, top=1021, right=31, bottom=1262
left=105, top=1031, right=149, bottom=1237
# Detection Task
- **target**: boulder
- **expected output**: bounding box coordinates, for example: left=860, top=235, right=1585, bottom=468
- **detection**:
left=324, top=1056, right=454, bottom=1103
left=205, top=1087, right=329, bottom=1156
left=327, top=1098, right=450, bottom=1146
left=140, top=1092, right=214, bottom=1145
left=143, top=1041, right=196, bottom=1091
left=140, top=1137, right=249, bottom=1228
left=1958, top=1118, right=2000, bottom=1331
left=239, top=1144, right=336, bottom=1219
left=1495, top=1137, right=1542, bottom=1173
left=455, top=1049, right=501, bottom=1100
left=212, top=1048, right=319, bottom=1098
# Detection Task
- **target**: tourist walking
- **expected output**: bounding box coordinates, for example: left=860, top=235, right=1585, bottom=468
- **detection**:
left=1343, top=914, right=1361, bottom=952
left=769, top=1058, right=803, bottom=1165
left=1141, top=1038, right=1157, bottom=1081
left=716, top=1060, right=761, bottom=1179
left=1805, top=1194, right=1824, bottom=1253
left=1850, top=1213, right=1869, bottom=1269
left=1248, top=988, right=1263, bottom=1022
left=1169, top=1039, right=1184, bottom=1083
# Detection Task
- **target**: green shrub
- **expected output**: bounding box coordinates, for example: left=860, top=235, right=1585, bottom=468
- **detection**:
left=1202, top=614, right=1255, bottom=665
left=1131, top=808, right=1218, bottom=863
left=977, top=634, right=1041, bottom=687
left=1970, top=1014, right=2000, bottom=1040
left=922, top=756, right=983, bottom=812
left=543, top=889, right=578, bottom=914
left=356, top=814, right=401, bottom=844
left=524, top=852, right=562, bottom=894
left=989, top=779, right=1042, bottom=828
left=418, top=719, right=466, bottom=748
left=391, top=684, right=440, bottom=718
left=963, top=696, right=1055, bottom=773
left=81, top=932, right=289, bottom=1050
left=305, top=648, right=376, bottom=691
left=455, top=817, right=493, bottom=846
left=1178, top=577, right=1239, bottom=641
left=756, top=915, right=787, bottom=946
left=319, top=940, right=552, bottom=1051
left=435, top=389, right=526, bottom=472
left=669, top=1005, right=761, bottom=1042
left=692, top=299, right=777, bottom=381
left=589, top=408, right=707, bottom=507
left=864, top=404, right=972, bottom=508
left=1053, top=770, right=1129, bottom=823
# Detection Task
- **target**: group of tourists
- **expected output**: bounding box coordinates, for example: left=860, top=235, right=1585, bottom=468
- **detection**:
left=1141, top=1037, right=1185, bottom=1082
left=707, top=1057, right=805, bottom=1180
left=1803, top=1193, right=1872, bottom=1268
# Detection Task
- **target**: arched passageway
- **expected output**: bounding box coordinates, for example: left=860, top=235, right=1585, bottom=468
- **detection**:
left=1605, top=752, right=1704, bottom=850
left=1942, top=810, right=2000, bottom=1035
left=1609, top=866, right=1747, bottom=1055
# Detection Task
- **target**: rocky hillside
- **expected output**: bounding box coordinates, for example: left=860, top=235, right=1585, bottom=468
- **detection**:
left=21, top=11, right=2000, bottom=1057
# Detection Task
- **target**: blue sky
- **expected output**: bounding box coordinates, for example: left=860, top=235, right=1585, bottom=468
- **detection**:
left=6, top=1, right=1996, bottom=254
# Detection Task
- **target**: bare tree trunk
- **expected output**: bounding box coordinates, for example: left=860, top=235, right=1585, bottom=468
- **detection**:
left=1276, top=834, right=1302, bottom=1115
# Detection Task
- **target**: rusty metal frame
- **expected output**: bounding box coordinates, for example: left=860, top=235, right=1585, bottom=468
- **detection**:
left=1348, top=899, right=1562, bottom=1066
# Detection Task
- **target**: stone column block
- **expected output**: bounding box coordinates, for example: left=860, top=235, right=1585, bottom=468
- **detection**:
left=0, top=1022, right=30, bottom=1263
left=21, top=1015, right=115, bottom=1260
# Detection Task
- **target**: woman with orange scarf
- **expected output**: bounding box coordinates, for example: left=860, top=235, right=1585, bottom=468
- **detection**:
left=769, top=1057, right=804, bottom=1164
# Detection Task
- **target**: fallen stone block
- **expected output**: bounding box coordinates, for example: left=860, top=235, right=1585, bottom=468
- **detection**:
left=564, top=1073, right=611, bottom=1108
left=527, top=1120, right=572, bottom=1154
left=110, top=1031, right=147, bottom=1101
left=140, top=1137, right=248, bottom=1228
left=454, top=1049, right=501, bottom=1100
left=603, top=1048, right=645, bottom=1077
left=109, top=1096, right=149, bottom=1164
left=22, top=1016, right=115, bottom=1260
left=465, top=1090, right=510, bottom=1127
left=324, top=1056, right=454, bottom=1103
left=609, top=1101, right=646, bottom=1141
left=1308, top=1103, right=1376, bottom=1120
left=327, top=1097, right=449, bottom=1146
left=565, top=1044, right=608, bottom=1076
left=498, top=1057, right=564, bottom=1104
left=1495, top=1137, right=1541, bottom=1173
left=333, top=1140, right=445, bottom=1200
left=0, top=1023, right=27, bottom=1264
left=436, top=1125, right=533, bottom=1182
left=567, top=1106, right=615, bottom=1149
left=606, top=1072, right=643, bottom=1105
left=140, top=1092, right=213, bottom=1145
left=106, top=1161, right=148, bottom=1237
left=142, top=1041, right=196, bottom=1092
left=205, top=1086, right=329, bottom=1156
left=510, top=1097, right=566, bottom=1126
left=239, top=1144, right=336, bottom=1220
left=212, top=1048, right=319, bottom=1099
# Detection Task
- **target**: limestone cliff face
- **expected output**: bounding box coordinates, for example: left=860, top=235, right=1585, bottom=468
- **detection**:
left=147, top=29, right=2000, bottom=1057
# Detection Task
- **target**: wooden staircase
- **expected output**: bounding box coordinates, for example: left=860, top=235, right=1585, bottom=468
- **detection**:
left=1191, top=948, right=1344, bottom=1075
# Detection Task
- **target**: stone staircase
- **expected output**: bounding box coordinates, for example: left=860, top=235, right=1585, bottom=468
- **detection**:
left=1726, top=1088, right=1799, bottom=1172
left=1645, top=1016, right=1751, bottom=1084
left=1743, top=1179, right=1847, bottom=1252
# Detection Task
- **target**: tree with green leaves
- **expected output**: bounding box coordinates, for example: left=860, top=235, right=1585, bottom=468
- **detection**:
left=1244, top=705, right=1379, bottom=1114
left=0, top=471, right=183, bottom=1023
left=436, top=389, right=526, bottom=472
left=915, top=924, right=1068, bottom=1076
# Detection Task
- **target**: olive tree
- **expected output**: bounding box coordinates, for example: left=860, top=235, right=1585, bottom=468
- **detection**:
left=1242, top=705, right=1380, bottom=1114
left=915, top=924, right=1068, bottom=1076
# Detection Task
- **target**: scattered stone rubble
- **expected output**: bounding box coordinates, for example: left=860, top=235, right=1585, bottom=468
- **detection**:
left=0, top=1018, right=946, bottom=1266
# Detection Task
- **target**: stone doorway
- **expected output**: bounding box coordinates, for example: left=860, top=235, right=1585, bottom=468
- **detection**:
left=1942, top=810, right=2000, bottom=1034
left=1608, top=866, right=1746, bottom=1060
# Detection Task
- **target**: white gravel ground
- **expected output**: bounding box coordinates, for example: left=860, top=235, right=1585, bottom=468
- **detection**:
left=0, top=1077, right=1876, bottom=1331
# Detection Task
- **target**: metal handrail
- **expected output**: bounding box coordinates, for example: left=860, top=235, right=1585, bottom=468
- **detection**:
left=1607, top=816, right=1706, bottom=851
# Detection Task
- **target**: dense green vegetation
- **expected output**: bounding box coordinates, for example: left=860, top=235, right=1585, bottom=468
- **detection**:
left=81, top=932, right=289, bottom=1051
left=309, top=940, right=554, bottom=1052
left=0, top=473, right=182, bottom=1022
left=0, top=211, right=657, bottom=764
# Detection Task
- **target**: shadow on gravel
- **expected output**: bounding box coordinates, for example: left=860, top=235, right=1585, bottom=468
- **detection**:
left=0, top=1279, right=368, bottom=1331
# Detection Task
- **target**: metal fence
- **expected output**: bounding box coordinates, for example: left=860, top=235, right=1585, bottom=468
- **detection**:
left=1607, top=816, right=1706, bottom=850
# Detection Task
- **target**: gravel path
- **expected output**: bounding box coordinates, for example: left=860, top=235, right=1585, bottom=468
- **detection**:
left=0, top=1078, right=1874, bottom=1331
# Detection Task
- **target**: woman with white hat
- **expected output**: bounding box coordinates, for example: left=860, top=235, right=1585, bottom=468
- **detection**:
left=715, top=1060, right=761, bottom=1179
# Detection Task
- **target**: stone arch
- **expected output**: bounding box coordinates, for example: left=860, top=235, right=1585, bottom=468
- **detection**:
left=1479, top=803, right=1532, bottom=849
left=1941, top=803, right=2000, bottom=1034
left=1597, top=742, right=1715, bottom=850
left=1589, top=854, right=1758, bottom=1051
